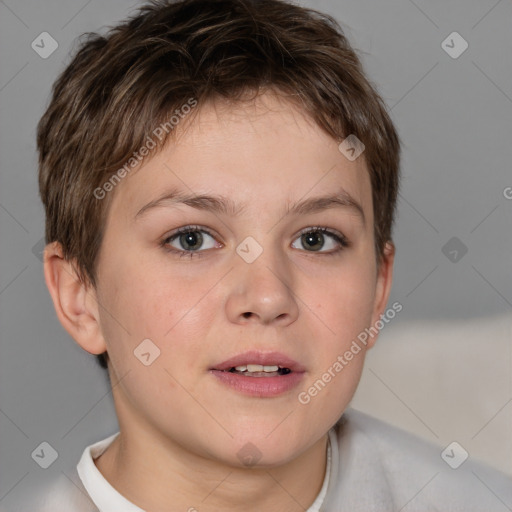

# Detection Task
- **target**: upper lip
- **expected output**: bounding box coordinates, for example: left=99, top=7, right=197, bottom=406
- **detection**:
left=211, top=351, right=306, bottom=372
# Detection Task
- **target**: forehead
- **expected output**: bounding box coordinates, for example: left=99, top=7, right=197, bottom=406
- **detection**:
left=109, top=93, right=373, bottom=224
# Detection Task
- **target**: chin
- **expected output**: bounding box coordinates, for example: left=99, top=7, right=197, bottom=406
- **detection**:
left=226, top=430, right=314, bottom=468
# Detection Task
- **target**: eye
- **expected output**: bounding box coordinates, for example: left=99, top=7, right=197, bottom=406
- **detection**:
left=162, top=226, right=220, bottom=257
left=291, top=227, right=349, bottom=253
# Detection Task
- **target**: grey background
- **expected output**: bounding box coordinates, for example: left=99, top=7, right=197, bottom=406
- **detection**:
left=1, top=0, right=511, bottom=508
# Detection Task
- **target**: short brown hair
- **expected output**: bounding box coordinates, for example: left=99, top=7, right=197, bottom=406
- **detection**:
left=37, top=0, right=400, bottom=370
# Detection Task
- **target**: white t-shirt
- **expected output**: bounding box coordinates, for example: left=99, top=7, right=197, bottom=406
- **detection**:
left=17, top=409, right=512, bottom=511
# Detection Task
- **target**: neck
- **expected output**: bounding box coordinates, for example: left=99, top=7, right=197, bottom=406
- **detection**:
left=94, top=427, right=329, bottom=512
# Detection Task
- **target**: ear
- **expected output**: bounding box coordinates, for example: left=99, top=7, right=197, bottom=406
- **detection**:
left=43, top=241, right=107, bottom=355
left=367, top=241, right=395, bottom=349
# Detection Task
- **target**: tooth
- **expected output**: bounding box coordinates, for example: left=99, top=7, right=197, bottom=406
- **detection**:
left=263, top=365, right=279, bottom=372
left=234, top=365, right=247, bottom=371
left=246, top=364, right=264, bottom=372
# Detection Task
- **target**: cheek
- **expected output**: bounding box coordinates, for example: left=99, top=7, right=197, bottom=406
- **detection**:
left=312, top=262, right=377, bottom=347
left=300, top=271, right=374, bottom=427
left=98, top=255, right=219, bottom=358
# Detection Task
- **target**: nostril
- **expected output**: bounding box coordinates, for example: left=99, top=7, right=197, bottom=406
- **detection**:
left=242, top=312, right=252, bottom=319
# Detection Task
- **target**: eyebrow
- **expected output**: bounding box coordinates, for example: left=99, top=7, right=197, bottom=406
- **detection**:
left=134, top=186, right=365, bottom=224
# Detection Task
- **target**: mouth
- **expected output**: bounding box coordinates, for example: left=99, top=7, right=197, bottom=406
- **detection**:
left=209, top=351, right=305, bottom=397
left=226, top=364, right=292, bottom=377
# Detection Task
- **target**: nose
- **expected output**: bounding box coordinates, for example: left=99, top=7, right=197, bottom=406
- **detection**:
left=224, top=243, right=300, bottom=327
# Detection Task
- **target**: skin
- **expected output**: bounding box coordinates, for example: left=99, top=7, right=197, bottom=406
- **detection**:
left=44, top=91, right=394, bottom=512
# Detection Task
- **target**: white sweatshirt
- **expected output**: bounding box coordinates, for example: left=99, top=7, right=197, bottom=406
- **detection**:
left=16, top=409, right=512, bottom=511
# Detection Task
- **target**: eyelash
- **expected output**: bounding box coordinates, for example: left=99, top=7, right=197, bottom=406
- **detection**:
left=161, top=225, right=219, bottom=259
left=160, top=225, right=350, bottom=259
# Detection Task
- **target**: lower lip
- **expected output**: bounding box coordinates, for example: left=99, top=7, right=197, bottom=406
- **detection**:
left=210, top=370, right=305, bottom=397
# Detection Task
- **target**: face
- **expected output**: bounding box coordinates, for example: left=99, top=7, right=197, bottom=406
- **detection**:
left=93, top=92, right=393, bottom=467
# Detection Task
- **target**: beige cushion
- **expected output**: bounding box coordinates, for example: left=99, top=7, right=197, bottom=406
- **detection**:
left=352, top=313, right=512, bottom=476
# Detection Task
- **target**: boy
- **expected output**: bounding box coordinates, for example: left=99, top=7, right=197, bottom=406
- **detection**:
left=31, top=0, right=511, bottom=510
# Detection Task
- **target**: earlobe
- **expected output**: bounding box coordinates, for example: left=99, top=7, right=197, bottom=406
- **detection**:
left=43, top=241, right=107, bottom=355
left=367, top=241, right=395, bottom=349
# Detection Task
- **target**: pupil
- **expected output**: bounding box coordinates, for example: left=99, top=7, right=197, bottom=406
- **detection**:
left=180, top=231, right=203, bottom=251
left=302, top=232, right=324, bottom=251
